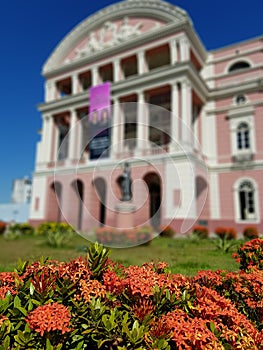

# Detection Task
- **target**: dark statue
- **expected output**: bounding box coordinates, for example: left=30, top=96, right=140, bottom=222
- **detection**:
left=120, top=162, right=132, bottom=201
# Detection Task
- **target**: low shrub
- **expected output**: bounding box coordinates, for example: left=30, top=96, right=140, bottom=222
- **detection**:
left=0, top=221, right=6, bottom=234
left=11, top=223, right=34, bottom=236
left=214, top=226, right=237, bottom=240
left=213, top=227, right=238, bottom=253
left=233, top=237, right=263, bottom=271
left=243, top=226, right=259, bottom=240
left=34, top=222, right=76, bottom=247
left=35, top=222, right=59, bottom=236
left=159, top=225, right=176, bottom=238
left=4, top=223, right=35, bottom=240
left=44, top=222, right=76, bottom=248
left=192, top=225, right=209, bottom=239
left=1, top=242, right=263, bottom=349
left=96, top=226, right=153, bottom=246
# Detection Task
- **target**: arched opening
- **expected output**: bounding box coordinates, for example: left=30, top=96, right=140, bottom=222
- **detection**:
left=196, top=176, right=208, bottom=198
left=196, top=176, right=209, bottom=220
left=93, top=178, right=107, bottom=226
left=143, top=173, right=161, bottom=228
left=228, top=61, right=250, bottom=73
left=239, top=181, right=256, bottom=220
left=72, top=180, right=84, bottom=230
left=47, top=181, right=62, bottom=222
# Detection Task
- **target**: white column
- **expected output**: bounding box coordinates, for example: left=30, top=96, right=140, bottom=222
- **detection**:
left=68, top=109, right=77, bottom=162
left=42, top=115, right=53, bottom=163
left=193, top=105, right=199, bottom=150
left=170, top=82, right=179, bottom=151
left=210, top=172, right=221, bottom=219
left=72, top=73, right=79, bottom=95
left=45, top=80, right=56, bottom=102
left=137, top=51, right=146, bottom=75
left=179, top=37, right=190, bottom=62
left=181, top=79, right=192, bottom=147
left=169, top=39, right=178, bottom=65
left=113, top=59, right=120, bottom=82
left=92, top=66, right=99, bottom=86
left=112, top=97, right=120, bottom=156
left=136, top=91, right=145, bottom=152
left=144, top=97, right=149, bottom=148
left=76, top=117, right=82, bottom=160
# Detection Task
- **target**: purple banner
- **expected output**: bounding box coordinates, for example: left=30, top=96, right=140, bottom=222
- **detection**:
left=89, top=83, right=111, bottom=159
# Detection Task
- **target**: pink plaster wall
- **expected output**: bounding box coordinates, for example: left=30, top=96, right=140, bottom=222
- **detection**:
left=254, top=105, right=263, bottom=161
left=212, top=38, right=262, bottom=61
left=42, top=162, right=166, bottom=232
left=216, top=113, right=232, bottom=164
left=218, top=170, right=263, bottom=223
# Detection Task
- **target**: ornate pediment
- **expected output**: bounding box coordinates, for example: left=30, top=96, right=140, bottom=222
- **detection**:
left=68, top=17, right=161, bottom=61
left=43, top=0, right=190, bottom=74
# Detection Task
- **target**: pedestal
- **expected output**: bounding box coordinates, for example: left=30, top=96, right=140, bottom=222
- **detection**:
left=115, top=201, right=136, bottom=230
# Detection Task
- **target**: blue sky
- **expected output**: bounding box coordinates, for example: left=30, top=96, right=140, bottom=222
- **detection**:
left=0, top=0, right=262, bottom=203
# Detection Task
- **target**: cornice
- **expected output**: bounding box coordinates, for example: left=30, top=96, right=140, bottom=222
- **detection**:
left=208, top=160, right=263, bottom=173
left=208, top=77, right=263, bottom=101
left=205, top=99, right=263, bottom=116
left=204, top=65, right=262, bottom=83
left=206, top=46, right=263, bottom=66
left=43, top=0, right=190, bottom=76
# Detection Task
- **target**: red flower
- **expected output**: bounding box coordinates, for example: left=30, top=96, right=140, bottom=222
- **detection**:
left=26, top=303, right=71, bottom=336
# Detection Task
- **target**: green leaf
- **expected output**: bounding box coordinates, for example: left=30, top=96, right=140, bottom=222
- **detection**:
left=3, top=336, right=10, bottom=349
left=29, top=283, right=35, bottom=296
left=16, top=306, right=27, bottom=316
left=14, top=296, right=21, bottom=309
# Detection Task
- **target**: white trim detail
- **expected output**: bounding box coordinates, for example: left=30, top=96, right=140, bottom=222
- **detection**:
left=233, top=177, right=260, bottom=223
left=228, top=107, right=256, bottom=160
left=201, top=103, right=218, bottom=165
left=209, top=172, right=221, bottom=219
left=29, top=177, right=48, bottom=220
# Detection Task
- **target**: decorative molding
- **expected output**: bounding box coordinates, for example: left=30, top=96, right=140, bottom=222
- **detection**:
left=75, top=17, right=146, bottom=59
left=43, top=0, right=189, bottom=74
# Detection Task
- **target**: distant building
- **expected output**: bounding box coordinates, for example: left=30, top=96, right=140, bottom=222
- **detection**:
left=29, top=0, right=263, bottom=234
left=12, top=177, right=32, bottom=204
left=0, top=177, right=31, bottom=223
left=0, top=203, right=30, bottom=223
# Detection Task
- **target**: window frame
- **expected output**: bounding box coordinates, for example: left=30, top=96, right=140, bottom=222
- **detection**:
left=233, top=178, right=260, bottom=223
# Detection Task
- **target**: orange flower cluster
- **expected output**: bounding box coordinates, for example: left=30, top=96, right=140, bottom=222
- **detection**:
left=131, top=298, right=155, bottom=321
left=26, top=303, right=71, bottom=336
left=0, top=272, right=19, bottom=299
left=76, top=279, right=106, bottom=302
left=58, top=257, right=91, bottom=282
left=2, top=240, right=263, bottom=348
left=0, top=315, right=8, bottom=327
left=164, top=309, right=224, bottom=349
left=233, top=238, right=263, bottom=271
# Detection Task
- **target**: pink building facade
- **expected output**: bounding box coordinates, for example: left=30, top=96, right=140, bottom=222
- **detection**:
left=29, top=0, right=263, bottom=234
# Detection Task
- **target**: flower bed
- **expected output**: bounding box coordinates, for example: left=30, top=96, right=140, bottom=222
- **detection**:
left=1, top=241, right=263, bottom=349
left=95, top=226, right=153, bottom=247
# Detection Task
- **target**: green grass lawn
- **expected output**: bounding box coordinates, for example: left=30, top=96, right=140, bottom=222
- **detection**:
left=0, top=234, right=240, bottom=276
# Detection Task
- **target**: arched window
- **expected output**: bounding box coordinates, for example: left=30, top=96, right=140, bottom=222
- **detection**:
left=237, top=122, right=250, bottom=150
left=228, top=61, right=250, bottom=73
left=238, top=181, right=255, bottom=220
